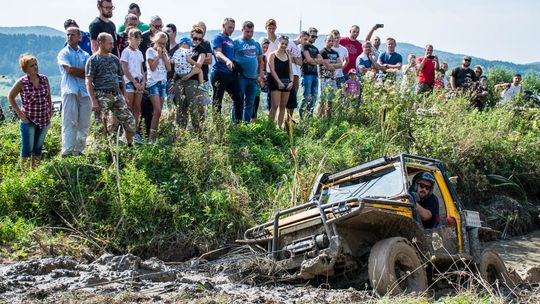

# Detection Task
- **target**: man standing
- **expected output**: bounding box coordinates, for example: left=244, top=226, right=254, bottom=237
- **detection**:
left=450, top=56, right=477, bottom=91
left=58, top=27, right=91, bottom=156
left=259, top=19, right=279, bottom=60
left=85, top=33, right=135, bottom=146
left=416, top=44, right=439, bottom=94
left=377, top=38, right=402, bottom=80
left=496, top=74, right=522, bottom=102
left=319, top=35, right=342, bottom=117
left=299, top=27, right=324, bottom=118
left=140, top=16, right=168, bottom=60
left=340, top=25, right=363, bottom=76
left=117, top=2, right=150, bottom=33
left=63, top=19, right=92, bottom=55
left=211, top=18, right=241, bottom=121
left=89, top=0, right=118, bottom=56
left=330, top=29, right=349, bottom=88
left=234, top=21, right=264, bottom=123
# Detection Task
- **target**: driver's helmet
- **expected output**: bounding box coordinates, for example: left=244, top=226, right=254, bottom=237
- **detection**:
left=413, top=172, right=436, bottom=196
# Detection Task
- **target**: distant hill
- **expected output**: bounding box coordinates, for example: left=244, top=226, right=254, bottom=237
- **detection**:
left=1, top=26, right=539, bottom=81
left=0, top=26, right=64, bottom=37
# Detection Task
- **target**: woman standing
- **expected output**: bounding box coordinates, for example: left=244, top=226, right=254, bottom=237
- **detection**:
left=145, top=32, right=171, bottom=143
left=267, top=36, right=293, bottom=128
left=8, top=54, right=52, bottom=170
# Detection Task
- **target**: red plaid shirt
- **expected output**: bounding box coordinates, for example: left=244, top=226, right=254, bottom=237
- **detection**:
left=20, top=74, right=51, bottom=128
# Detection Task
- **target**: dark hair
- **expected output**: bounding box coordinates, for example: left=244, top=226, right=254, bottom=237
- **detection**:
left=97, top=0, right=111, bottom=6
left=165, top=23, right=177, bottom=33
left=129, top=2, right=141, bottom=13
left=223, top=17, right=235, bottom=24
left=63, top=19, right=78, bottom=29
left=300, top=31, right=309, bottom=37
left=515, top=74, right=522, bottom=78
left=242, top=21, right=254, bottom=30
left=308, top=27, right=318, bottom=34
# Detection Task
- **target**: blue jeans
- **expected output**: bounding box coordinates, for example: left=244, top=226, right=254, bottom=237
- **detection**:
left=20, top=120, right=50, bottom=157
left=238, top=76, right=257, bottom=122
left=299, top=74, right=319, bottom=118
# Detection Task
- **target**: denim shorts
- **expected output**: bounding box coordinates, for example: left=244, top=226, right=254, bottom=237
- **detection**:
left=125, top=77, right=143, bottom=93
left=147, top=80, right=167, bottom=99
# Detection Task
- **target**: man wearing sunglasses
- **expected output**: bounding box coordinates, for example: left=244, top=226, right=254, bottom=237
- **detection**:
left=299, top=27, right=324, bottom=118
left=410, top=172, right=440, bottom=229
left=450, top=55, right=477, bottom=91
left=90, top=0, right=119, bottom=56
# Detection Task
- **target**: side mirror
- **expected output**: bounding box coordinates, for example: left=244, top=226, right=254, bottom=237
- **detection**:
left=449, top=176, right=458, bottom=185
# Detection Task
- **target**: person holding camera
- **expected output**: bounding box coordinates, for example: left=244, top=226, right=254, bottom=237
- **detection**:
left=416, top=44, right=439, bottom=94
left=365, top=24, right=384, bottom=60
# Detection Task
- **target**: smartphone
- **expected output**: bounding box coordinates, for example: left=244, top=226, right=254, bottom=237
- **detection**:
left=376, top=24, right=384, bottom=28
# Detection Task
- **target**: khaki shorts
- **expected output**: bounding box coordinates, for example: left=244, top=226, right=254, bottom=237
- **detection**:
left=95, top=91, right=136, bottom=134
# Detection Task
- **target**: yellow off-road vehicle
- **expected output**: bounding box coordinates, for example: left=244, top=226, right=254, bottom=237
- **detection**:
left=242, top=154, right=514, bottom=294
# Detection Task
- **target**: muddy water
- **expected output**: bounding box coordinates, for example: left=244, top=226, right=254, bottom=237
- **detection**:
left=1, top=230, right=540, bottom=303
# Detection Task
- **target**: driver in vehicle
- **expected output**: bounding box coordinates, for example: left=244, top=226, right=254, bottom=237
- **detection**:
left=410, top=172, right=440, bottom=228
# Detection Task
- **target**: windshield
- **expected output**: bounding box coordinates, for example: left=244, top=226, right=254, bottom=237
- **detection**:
left=320, top=165, right=404, bottom=203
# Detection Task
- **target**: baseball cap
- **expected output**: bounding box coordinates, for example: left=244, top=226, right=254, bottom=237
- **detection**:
left=261, top=38, right=270, bottom=45
left=179, top=36, right=194, bottom=47
left=348, top=68, right=357, bottom=75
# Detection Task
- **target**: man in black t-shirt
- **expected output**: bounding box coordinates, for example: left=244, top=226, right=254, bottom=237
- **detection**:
left=299, top=27, right=324, bottom=118
left=89, top=0, right=118, bottom=56
left=319, top=35, right=342, bottom=117
left=450, top=55, right=477, bottom=91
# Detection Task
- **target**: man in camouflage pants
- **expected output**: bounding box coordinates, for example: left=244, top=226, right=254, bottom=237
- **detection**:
left=85, top=32, right=135, bottom=145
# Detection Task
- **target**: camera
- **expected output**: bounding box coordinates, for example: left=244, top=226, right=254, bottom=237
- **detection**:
left=376, top=24, right=384, bottom=28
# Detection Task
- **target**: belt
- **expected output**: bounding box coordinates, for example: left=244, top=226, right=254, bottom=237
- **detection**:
left=96, top=89, right=119, bottom=95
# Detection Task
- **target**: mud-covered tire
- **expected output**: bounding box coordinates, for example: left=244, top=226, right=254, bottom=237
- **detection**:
left=368, top=237, right=427, bottom=295
left=478, top=249, right=516, bottom=289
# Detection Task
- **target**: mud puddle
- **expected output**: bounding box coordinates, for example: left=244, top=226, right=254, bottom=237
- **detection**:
left=1, top=230, right=540, bottom=303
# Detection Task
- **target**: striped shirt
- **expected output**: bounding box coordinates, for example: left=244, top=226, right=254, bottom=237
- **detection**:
left=20, top=74, right=51, bottom=128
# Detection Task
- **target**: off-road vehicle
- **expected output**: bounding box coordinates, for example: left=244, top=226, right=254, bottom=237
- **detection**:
left=241, top=154, right=514, bottom=294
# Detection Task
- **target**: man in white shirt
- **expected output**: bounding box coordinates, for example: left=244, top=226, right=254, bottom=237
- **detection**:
left=496, top=74, right=522, bottom=102
left=330, top=29, right=349, bottom=88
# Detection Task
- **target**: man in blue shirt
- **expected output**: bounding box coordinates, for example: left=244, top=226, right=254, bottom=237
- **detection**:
left=63, top=19, right=92, bottom=55
left=211, top=17, right=241, bottom=122
left=377, top=37, right=402, bottom=81
left=57, top=27, right=91, bottom=156
left=234, top=21, right=264, bottom=123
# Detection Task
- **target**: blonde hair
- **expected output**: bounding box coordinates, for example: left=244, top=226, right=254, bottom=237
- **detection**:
left=151, top=31, right=168, bottom=45
left=19, top=53, right=37, bottom=73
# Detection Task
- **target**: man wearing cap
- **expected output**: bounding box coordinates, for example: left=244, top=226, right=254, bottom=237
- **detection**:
left=450, top=56, right=477, bottom=91
left=410, top=172, right=440, bottom=229
left=234, top=21, right=264, bottom=123
left=416, top=44, right=439, bottom=94
left=63, top=19, right=92, bottom=55
left=117, top=2, right=150, bottom=33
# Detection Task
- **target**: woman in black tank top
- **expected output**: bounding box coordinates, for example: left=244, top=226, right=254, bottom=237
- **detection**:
left=268, top=36, right=293, bottom=128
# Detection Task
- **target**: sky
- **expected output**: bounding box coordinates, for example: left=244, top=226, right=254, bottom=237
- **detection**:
left=1, top=0, right=538, bottom=64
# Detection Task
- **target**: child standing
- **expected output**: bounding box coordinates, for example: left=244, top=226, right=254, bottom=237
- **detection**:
left=120, top=28, right=145, bottom=144
left=145, top=32, right=171, bottom=143
left=343, top=69, right=360, bottom=98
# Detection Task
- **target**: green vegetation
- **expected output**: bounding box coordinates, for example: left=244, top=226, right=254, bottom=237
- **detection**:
left=0, top=72, right=539, bottom=261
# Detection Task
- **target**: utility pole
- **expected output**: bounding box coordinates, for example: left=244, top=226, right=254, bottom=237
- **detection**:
left=299, top=17, right=302, bottom=32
